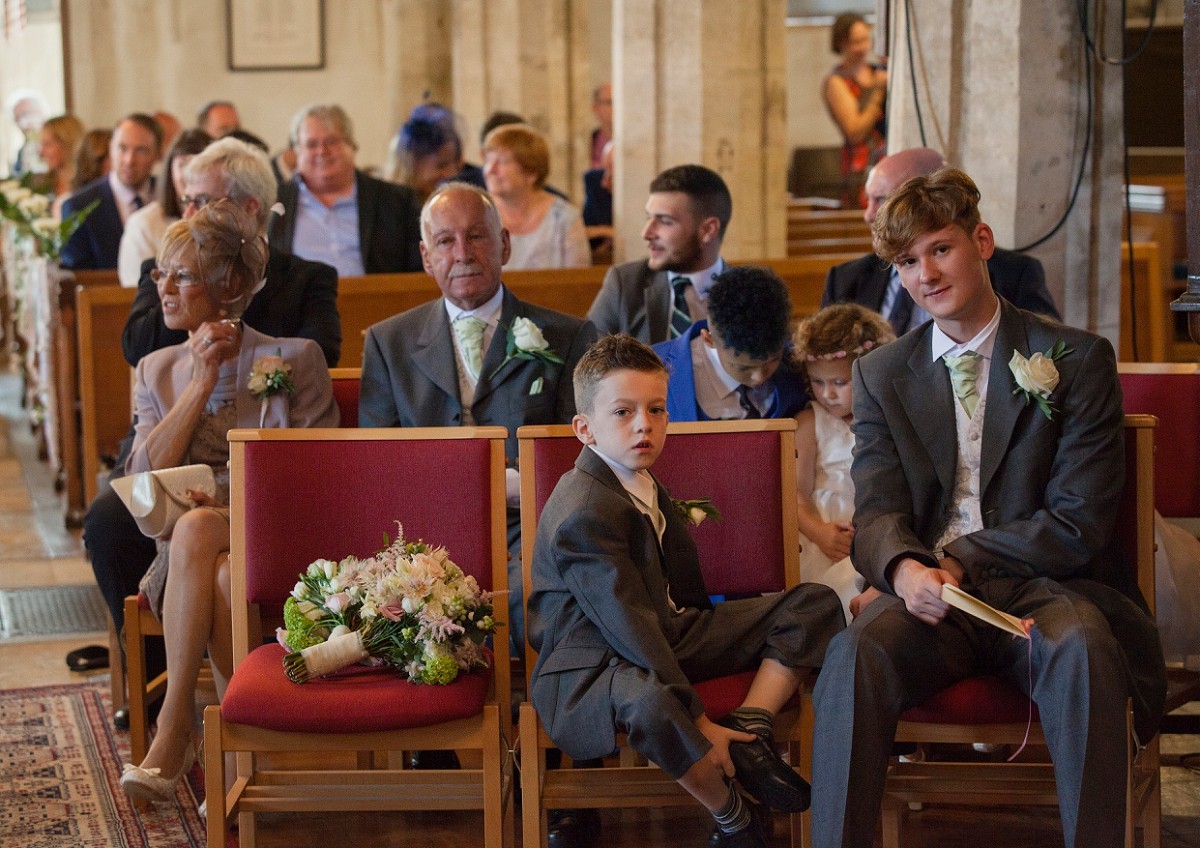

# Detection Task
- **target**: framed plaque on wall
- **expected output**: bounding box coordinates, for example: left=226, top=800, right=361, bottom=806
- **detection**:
left=227, top=0, right=325, bottom=72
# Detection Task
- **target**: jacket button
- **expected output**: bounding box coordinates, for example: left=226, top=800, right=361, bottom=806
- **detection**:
left=608, top=657, right=619, bottom=667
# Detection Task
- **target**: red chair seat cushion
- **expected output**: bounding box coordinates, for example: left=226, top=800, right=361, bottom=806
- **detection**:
left=900, top=675, right=1040, bottom=725
left=221, top=643, right=491, bottom=733
left=696, top=671, right=757, bottom=722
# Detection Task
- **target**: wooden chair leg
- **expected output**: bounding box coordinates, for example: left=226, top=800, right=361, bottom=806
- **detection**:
left=123, top=595, right=151, bottom=766
left=519, top=702, right=548, bottom=848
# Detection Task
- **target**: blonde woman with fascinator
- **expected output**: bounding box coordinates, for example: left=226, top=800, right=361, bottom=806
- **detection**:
left=119, top=200, right=338, bottom=804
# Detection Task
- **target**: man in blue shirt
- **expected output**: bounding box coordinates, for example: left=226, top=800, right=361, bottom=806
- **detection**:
left=270, top=103, right=423, bottom=275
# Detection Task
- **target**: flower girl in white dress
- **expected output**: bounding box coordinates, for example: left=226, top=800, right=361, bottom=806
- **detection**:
left=793, top=304, right=894, bottom=623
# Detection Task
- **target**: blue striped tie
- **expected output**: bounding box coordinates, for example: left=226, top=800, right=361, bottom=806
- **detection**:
left=670, top=277, right=692, bottom=338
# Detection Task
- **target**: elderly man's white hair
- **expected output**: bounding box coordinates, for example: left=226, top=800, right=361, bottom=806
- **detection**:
left=184, top=137, right=278, bottom=230
left=419, top=181, right=503, bottom=246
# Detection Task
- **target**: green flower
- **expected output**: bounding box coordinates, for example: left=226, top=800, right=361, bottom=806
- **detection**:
left=282, top=596, right=328, bottom=651
left=421, top=652, right=460, bottom=685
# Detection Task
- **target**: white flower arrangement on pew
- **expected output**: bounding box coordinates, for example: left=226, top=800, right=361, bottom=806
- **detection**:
left=279, top=522, right=500, bottom=685
left=0, top=179, right=99, bottom=261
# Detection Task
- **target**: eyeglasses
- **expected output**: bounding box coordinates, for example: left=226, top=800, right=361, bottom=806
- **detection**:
left=180, top=194, right=217, bottom=210
left=300, top=136, right=347, bottom=153
left=150, top=268, right=203, bottom=289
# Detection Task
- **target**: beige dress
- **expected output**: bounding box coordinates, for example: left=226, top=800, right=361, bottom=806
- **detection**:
left=137, top=404, right=235, bottom=620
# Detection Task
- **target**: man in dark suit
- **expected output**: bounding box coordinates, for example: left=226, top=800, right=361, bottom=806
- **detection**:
left=61, top=113, right=161, bottom=270
left=653, top=266, right=808, bottom=422
left=270, top=103, right=423, bottom=275
left=587, top=164, right=732, bottom=344
left=359, top=182, right=598, bottom=653
left=82, top=137, right=341, bottom=719
left=821, top=147, right=1060, bottom=332
left=809, top=168, right=1166, bottom=848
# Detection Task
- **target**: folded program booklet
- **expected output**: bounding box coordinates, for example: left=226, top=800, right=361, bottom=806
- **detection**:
left=941, top=584, right=1033, bottom=639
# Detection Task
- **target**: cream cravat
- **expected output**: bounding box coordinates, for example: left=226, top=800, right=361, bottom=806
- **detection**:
left=453, top=315, right=487, bottom=382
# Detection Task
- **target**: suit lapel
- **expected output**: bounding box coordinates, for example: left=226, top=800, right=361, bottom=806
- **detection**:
left=354, top=171, right=373, bottom=271
left=895, top=330, right=958, bottom=495
left=411, top=300, right=464, bottom=404
left=864, top=262, right=893, bottom=312
left=979, top=302, right=1031, bottom=495
left=646, top=269, right=670, bottom=342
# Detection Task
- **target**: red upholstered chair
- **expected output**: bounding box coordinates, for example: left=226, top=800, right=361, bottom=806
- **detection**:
left=880, top=415, right=1162, bottom=848
left=202, top=427, right=511, bottom=848
left=1117, top=364, right=1200, bottom=734
left=516, top=420, right=814, bottom=848
left=329, top=367, right=361, bottom=428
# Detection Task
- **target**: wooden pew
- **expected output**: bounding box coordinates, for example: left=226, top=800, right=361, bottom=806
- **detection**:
left=57, top=269, right=120, bottom=521
left=786, top=202, right=873, bottom=258
left=75, top=256, right=857, bottom=507
left=77, top=285, right=136, bottom=505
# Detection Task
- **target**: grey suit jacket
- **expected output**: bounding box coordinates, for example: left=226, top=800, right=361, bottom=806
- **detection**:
left=527, top=447, right=711, bottom=761
left=823, top=247, right=1061, bottom=322
left=850, top=298, right=1166, bottom=737
left=128, top=324, right=339, bottom=474
left=851, top=299, right=1122, bottom=592
left=586, top=259, right=672, bottom=344
left=358, top=287, right=598, bottom=461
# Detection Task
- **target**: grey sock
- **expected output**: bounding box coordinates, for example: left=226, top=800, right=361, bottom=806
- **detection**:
left=729, top=706, right=774, bottom=741
left=713, top=783, right=751, bottom=834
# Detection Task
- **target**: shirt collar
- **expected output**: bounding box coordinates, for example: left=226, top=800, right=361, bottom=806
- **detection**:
left=108, top=172, right=149, bottom=212
left=930, top=300, right=1002, bottom=362
left=669, top=256, right=725, bottom=300
left=295, top=173, right=358, bottom=208
left=444, top=284, right=505, bottom=327
left=700, top=333, right=744, bottom=396
left=589, top=445, right=657, bottom=507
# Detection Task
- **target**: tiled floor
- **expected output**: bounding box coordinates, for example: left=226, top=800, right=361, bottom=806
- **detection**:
left=1, top=367, right=1197, bottom=847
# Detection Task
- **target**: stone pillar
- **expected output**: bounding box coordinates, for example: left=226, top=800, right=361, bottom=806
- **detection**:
left=611, top=0, right=788, bottom=264
left=450, top=0, right=593, bottom=199
left=884, top=0, right=1126, bottom=343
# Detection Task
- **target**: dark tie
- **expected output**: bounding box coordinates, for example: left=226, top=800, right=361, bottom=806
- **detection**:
left=131, top=195, right=145, bottom=212
left=737, top=385, right=762, bottom=419
left=888, top=286, right=915, bottom=336
left=670, top=276, right=693, bottom=339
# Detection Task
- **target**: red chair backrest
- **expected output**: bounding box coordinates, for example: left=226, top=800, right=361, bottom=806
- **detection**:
left=331, top=376, right=361, bottom=428
left=530, top=428, right=788, bottom=595
left=239, top=436, right=497, bottom=607
left=1119, top=369, right=1199, bottom=517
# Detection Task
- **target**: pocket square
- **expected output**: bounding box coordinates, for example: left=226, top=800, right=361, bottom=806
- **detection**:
left=529, top=377, right=544, bottom=395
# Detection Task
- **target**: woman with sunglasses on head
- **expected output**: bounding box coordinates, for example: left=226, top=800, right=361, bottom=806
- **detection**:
left=118, top=199, right=338, bottom=805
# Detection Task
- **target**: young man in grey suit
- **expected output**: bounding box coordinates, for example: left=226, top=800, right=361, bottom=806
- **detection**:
left=821, top=147, right=1060, bottom=333
left=810, top=168, right=1166, bottom=848
left=586, top=164, right=731, bottom=343
left=359, top=182, right=598, bottom=656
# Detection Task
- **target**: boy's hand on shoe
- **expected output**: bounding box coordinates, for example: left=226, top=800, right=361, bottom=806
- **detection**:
left=697, top=714, right=755, bottom=779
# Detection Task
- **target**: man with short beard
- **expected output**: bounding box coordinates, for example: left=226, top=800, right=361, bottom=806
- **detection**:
left=587, top=164, right=732, bottom=344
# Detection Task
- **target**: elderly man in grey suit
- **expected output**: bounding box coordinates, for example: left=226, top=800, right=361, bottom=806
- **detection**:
left=359, top=182, right=599, bottom=655
left=810, top=168, right=1165, bottom=848
left=821, top=147, right=1060, bottom=333
left=586, top=164, right=731, bottom=343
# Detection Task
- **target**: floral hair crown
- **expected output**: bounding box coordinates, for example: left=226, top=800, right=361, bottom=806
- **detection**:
left=804, top=339, right=875, bottom=362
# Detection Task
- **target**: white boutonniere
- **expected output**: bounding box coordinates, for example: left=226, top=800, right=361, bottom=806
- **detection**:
left=248, top=349, right=295, bottom=426
left=490, top=317, right=564, bottom=377
left=670, top=497, right=723, bottom=527
left=1009, top=340, right=1072, bottom=420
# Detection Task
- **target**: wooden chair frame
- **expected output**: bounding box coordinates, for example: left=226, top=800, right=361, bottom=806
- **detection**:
left=515, top=420, right=814, bottom=848
left=203, top=427, right=512, bottom=848
left=880, top=415, right=1162, bottom=848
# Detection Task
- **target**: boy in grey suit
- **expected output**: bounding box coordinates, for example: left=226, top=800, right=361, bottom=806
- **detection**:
left=528, top=335, right=844, bottom=848
left=810, top=168, right=1166, bottom=848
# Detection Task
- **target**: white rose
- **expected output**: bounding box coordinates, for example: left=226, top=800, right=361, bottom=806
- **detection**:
left=1009, top=350, right=1059, bottom=399
left=511, top=317, right=549, bottom=352
left=18, top=193, right=49, bottom=216
left=688, top=507, right=708, bottom=526
left=32, top=217, right=57, bottom=237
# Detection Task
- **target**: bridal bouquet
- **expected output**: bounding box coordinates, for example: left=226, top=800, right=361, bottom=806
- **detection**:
left=278, top=523, right=499, bottom=685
